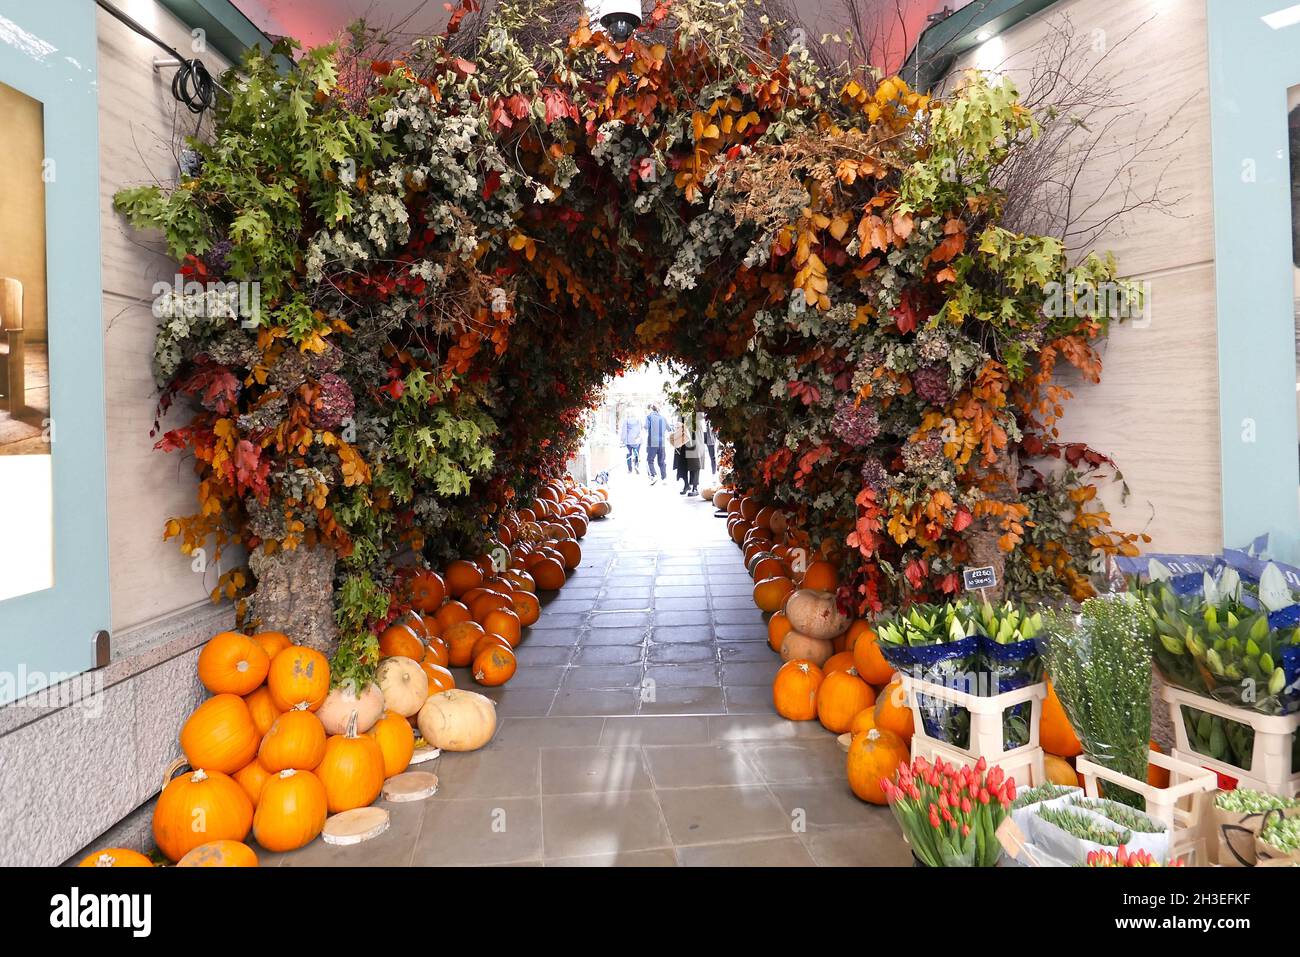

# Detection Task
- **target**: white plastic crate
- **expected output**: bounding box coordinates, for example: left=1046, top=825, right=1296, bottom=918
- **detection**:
left=1161, top=684, right=1300, bottom=797
left=899, top=675, right=1047, bottom=787
left=1076, top=749, right=1218, bottom=863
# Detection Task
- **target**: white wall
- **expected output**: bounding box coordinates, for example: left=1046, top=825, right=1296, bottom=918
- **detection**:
left=97, top=1, right=240, bottom=631
left=955, top=0, right=1222, bottom=554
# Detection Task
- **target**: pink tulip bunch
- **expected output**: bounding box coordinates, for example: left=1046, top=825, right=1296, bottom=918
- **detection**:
left=881, top=756, right=1016, bottom=867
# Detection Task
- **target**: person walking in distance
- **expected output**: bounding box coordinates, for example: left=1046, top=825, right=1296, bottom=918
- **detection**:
left=644, top=403, right=669, bottom=485
left=702, top=416, right=716, bottom=477
left=618, top=406, right=643, bottom=474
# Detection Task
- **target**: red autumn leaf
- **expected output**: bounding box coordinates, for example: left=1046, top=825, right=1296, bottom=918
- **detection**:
left=482, top=169, right=501, bottom=200
left=904, top=559, right=927, bottom=590
left=952, top=506, right=973, bottom=532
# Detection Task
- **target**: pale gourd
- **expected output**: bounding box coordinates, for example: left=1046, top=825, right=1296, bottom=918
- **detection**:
left=784, top=589, right=850, bottom=641
left=376, top=657, right=429, bottom=717
left=317, top=681, right=385, bottom=735
left=779, top=630, right=834, bottom=667
left=416, top=689, right=497, bottom=752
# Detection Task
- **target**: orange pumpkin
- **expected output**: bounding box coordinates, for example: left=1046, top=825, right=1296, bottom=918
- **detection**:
left=253, top=769, right=328, bottom=852
left=531, top=556, right=566, bottom=591
left=482, top=607, right=522, bottom=647
left=767, top=610, right=793, bottom=654
left=422, top=637, right=450, bottom=669
left=800, top=560, right=839, bottom=592
left=773, top=659, right=825, bottom=721
left=846, top=728, right=910, bottom=804
left=316, top=717, right=386, bottom=813
left=233, top=759, right=272, bottom=805
left=817, top=668, right=877, bottom=733
left=1040, top=681, right=1082, bottom=757
left=752, top=556, right=792, bottom=582
left=180, top=693, right=260, bottom=774
left=408, top=569, right=447, bottom=612
left=251, top=631, right=292, bottom=661
left=553, top=538, right=582, bottom=570
left=471, top=631, right=513, bottom=662
left=267, top=646, right=330, bottom=711
left=850, top=624, right=895, bottom=685
left=510, top=589, right=541, bottom=627
left=378, top=620, right=426, bottom=660
left=1044, top=754, right=1082, bottom=788
left=469, top=589, right=512, bottom=624
left=421, top=660, right=456, bottom=694
left=258, top=704, right=327, bottom=772
left=434, top=599, right=472, bottom=631
left=505, top=569, right=536, bottom=594
left=849, top=708, right=877, bottom=735
left=753, top=575, right=795, bottom=613
left=402, top=611, right=436, bottom=640
left=823, top=651, right=856, bottom=676
left=368, top=710, right=415, bottom=778
left=244, top=685, right=283, bottom=737
left=153, top=768, right=252, bottom=862
left=78, top=848, right=153, bottom=867
left=444, top=620, right=487, bottom=668
left=444, top=560, right=484, bottom=598
left=473, top=644, right=517, bottom=687
left=873, top=679, right=914, bottom=739
left=1147, top=739, right=1170, bottom=788
left=177, top=840, right=259, bottom=867
left=197, top=631, right=270, bottom=696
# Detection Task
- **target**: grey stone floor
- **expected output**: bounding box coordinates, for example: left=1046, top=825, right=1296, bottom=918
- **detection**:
left=267, top=469, right=909, bottom=866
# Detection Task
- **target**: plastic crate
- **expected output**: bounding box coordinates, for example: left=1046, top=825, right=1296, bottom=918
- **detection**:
left=1161, top=684, right=1300, bottom=797
left=1076, top=749, right=1217, bottom=862
left=899, top=675, right=1047, bottom=787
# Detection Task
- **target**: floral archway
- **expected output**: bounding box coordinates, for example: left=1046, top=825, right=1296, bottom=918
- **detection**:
left=115, top=0, right=1144, bottom=689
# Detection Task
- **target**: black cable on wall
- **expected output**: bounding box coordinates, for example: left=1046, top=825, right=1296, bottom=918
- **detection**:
left=95, top=0, right=219, bottom=115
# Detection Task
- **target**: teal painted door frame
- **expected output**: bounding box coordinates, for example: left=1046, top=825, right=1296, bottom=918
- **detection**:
left=1207, top=0, right=1300, bottom=561
left=0, top=0, right=110, bottom=705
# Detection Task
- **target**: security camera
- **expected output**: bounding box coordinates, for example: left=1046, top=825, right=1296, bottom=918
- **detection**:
left=588, top=0, right=642, bottom=42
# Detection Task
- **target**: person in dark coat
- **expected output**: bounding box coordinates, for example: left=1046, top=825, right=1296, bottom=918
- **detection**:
left=644, top=404, right=669, bottom=485
left=670, top=422, right=701, bottom=495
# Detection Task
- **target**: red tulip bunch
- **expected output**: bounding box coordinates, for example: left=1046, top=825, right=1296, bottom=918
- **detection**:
left=881, top=756, right=1015, bottom=867
left=1084, top=846, right=1185, bottom=867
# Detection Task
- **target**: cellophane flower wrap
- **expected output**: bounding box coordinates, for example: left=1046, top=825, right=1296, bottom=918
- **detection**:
left=881, top=755, right=1015, bottom=867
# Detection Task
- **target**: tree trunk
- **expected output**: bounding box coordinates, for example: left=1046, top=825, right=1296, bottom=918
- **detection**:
left=247, top=544, right=339, bottom=655
left=964, top=446, right=1019, bottom=602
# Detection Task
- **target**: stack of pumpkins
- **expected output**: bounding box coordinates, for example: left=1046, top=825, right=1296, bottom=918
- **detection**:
left=135, top=630, right=498, bottom=866
left=712, top=489, right=916, bottom=808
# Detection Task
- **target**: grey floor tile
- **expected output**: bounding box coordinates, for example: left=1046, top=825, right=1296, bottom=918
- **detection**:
left=490, top=716, right=605, bottom=750
left=514, top=645, right=576, bottom=666
left=678, top=836, right=816, bottom=867
left=562, top=665, right=645, bottom=690
left=709, top=714, right=826, bottom=742
left=713, top=608, right=764, bottom=625
left=550, top=689, right=641, bottom=716
left=767, top=782, right=879, bottom=829
left=655, top=609, right=711, bottom=626
left=718, top=642, right=775, bottom=662
left=584, top=627, right=649, bottom=646
left=639, top=685, right=726, bottom=715
left=713, top=624, right=767, bottom=641
left=604, top=586, right=653, bottom=599
left=545, top=847, right=678, bottom=866
left=644, top=743, right=762, bottom=788
left=655, top=597, right=711, bottom=611
left=539, top=746, right=652, bottom=794
left=723, top=685, right=775, bottom=714
left=574, top=644, right=644, bottom=665
left=710, top=594, right=760, bottom=609
left=480, top=688, right=556, bottom=717
left=599, top=715, right=712, bottom=746
left=528, top=613, right=588, bottom=628
left=657, top=785, right=791, bottom=845
left=435, top=748, right=541, bottom=798
left=502, top=666, right=569, bottom=690
left=647, top=643, right=717, bottom=664
left=742, top=739, right=846, bottom=783
left=651, top=625, right=714, bottom=643
left=721, top=662, right=779, bottom=686
left=412, top=796, right=543, bottom=865
left=655, top=574, right=705, bottom=587
left=802, top=822, right=912, bottom=866
left=595, top=598, right=653, bottom=611
left=541, top=791, right=672, bottom=859
left=655, top=585, right=708, bottom=598
left=524, top=629, right=584, bottom=646
left=644, top=664, right=721, bottom=687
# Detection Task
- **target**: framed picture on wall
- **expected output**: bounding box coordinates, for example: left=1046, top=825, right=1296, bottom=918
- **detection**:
left=0, top=76, right=53, bottom=601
